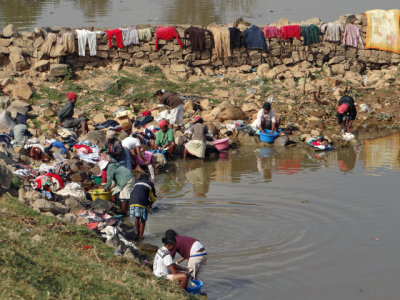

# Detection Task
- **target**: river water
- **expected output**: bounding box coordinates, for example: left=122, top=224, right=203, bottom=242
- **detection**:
left=0, top=0, right=399, bottom=31
left=141, top=133, right=400, bottom=299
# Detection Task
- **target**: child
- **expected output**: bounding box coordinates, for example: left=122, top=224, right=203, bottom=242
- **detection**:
left=129, top=173, right=157, bottom=240
left=153, top=237, right=191, bottom=289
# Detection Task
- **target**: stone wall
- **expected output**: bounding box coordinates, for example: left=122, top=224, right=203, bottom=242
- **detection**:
left=1, top=13, right=400, bottom=79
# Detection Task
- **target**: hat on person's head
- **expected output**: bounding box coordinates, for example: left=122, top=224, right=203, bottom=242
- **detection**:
left=262, top=102, right=271, bottom=111
left=193, top=115, right=202, bottom=123
left=154, top=89, right=165, bottom=96
left=98, top=160, right=109, bottom=170
left=159, top=119, right=168, bottom=127
left=106, top=129, right=118, bottom=140
left=67, top=92, right=77, bottom=100
left=337, top=103, right=349, bottom=114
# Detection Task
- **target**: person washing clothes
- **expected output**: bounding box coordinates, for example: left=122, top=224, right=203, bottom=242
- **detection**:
left=337, top=95, right=357, bottom=133
left=183, top=116, right=208, bottom=161
left=164, top=229, right=207, bottom=280
left=99, top=160, right=134, bottom=214
left=58, top=92, right=88, bottom=135
left=256, top=102, right=280, bottom=133
left=150, top=90, right=184, bottom=129
left=154, top=119, right=175, bottom=157
left=153, top=236, right=192, bottom=290
left=104, top=129, right=125, bottom=164
left=121, top=122, right=151, bottom=173
left=129, top=173, right=157, bottom=241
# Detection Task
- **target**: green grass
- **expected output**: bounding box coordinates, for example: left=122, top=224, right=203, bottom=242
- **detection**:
left=0, top=196, right=196, bottom=300
left=40, top=87, right=65, bottom=102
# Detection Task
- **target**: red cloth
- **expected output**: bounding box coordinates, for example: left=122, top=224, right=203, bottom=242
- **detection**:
left=141, top=110, right=151, bottom=117
left=155, top=27, right=184, bottom=51
left=169, top=235, right=198, bottom=259
left=73, top=144, right=92, bottom=153
left=67, top=92, right=77, bottom=100
left=106, top=29, right=123, bottom=49
left=264, top=26, right=280, bottom=39
left=44, top=173, right=64, bottom=189
left=280, top=25, right=301, bottom=40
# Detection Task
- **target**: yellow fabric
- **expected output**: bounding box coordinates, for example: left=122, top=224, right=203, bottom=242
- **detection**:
left=209, top=27, right=231, bottom=58
left=130, top=204, right=146, bottom=208
left=365, top=9, right=400, bottom=54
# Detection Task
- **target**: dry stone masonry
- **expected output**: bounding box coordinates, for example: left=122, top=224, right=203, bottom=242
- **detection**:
left=0, top=13, right=399, bottom=80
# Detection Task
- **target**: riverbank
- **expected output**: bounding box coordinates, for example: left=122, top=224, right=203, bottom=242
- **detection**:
left=0, top=195, right=197, bottom=299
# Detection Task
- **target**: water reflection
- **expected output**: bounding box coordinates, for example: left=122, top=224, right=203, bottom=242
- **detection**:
left=72, top=0, right=111, bottom=20
left=163, top=134, right=400, bottom=197
left=162, top=0, right=258, bottom=25
left=364, top=134, right=400, bottom=171
left=0, top=0, right=50, bottom=29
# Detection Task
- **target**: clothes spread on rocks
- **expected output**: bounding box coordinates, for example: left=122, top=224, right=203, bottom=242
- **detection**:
left=76, top=29, right=97, bottom=56
left=106, top=29, right=123, bottom=49
left=209, top=27, right=231, bottom=58
left=155, top=27, right=184, bottom=51
left=321, top=23, right=344, bottom=42
left=300, top=24, right=321, bottom=45
left=120, top=27, right=139, bottom=46
left=228, top=27, right=242, bottom=49
left=264, top=26, right=280, bottom=39
left=138, top=28, right=152, bottom=41
left=243, top=25, right=268, bottom=52
left=342, top=24, right=364, bottom=48
left=184, top=26, right=213, bottom=52
left=280, top=25, right=301, bottom=40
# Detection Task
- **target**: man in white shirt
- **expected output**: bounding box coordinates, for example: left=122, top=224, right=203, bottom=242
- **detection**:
left=256, top=102, right=280, bottom=133
left=153, top=237, right=191, bottom=289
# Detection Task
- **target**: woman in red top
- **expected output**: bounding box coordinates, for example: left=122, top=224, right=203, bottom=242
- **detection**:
left=165, top=229, right=207, bottom=280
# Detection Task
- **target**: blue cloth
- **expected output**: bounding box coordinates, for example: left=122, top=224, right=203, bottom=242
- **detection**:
left=129, top=206, right=148, bottom=221
left=46, top=141, right=67, bottom=154
left=243, top=25, right=268, bottom=52
left=121, top=148, right=132, bottom=171
left=93, top=120, right=120, bottom=130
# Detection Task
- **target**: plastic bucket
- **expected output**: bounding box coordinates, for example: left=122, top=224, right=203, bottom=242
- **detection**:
left=213, top=138, right=229, bottom=151
left=259, top=130, right=278, bottom=143
left=186, top=280, right=203, bottom=295
left=89, top=189, right=112, bottom=201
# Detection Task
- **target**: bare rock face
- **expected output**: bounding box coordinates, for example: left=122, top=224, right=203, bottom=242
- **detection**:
left=2, top=24, right=16, bottom=38
left=92, top=113, right=107, bottom=124
left=50, top=64, right=68, bottom=77
left=9, top=52, right=28, bottom=71
left=12, top=80, right=32, bottom=100
left=32, top=60, right=50, bottom=72
left=211, top=101, right=246, bottom=122
left=0, top=160, right=13, bottom=190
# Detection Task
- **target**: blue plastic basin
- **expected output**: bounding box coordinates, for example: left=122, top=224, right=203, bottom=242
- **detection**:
left=186, top=280, right=203, bottom=295
left=259, top=130, right=278, bottom=143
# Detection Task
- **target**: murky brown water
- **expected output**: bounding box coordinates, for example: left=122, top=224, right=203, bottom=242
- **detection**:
left=0, top=0, right=399, bottom=31
left=140, top=133, right=400, bottom=299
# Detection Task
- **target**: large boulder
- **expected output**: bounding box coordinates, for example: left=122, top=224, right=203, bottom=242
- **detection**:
left=2, top=24, right=16, bottom=38
left=49, top=64, right=68, bottom=77
left=209, top=101, right=246, bottom=122
left=9, top=52, right=28, bottom=71
left=0, top=160, right=13, bottom=190
left=32, top=60, right=50, bottom=72
left=81, top=130, right=106, bottom=146
left=12, top=80, right=32, bottom=100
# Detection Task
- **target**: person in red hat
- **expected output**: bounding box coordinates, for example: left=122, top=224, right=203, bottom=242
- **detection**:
left=154, top=119, right=175, bottom=157
left=337, top=96, right=357, bottom=133
left=183, top=116, right=208, bottom=161
left=58, top=92, right=88, bottom=135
